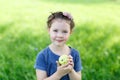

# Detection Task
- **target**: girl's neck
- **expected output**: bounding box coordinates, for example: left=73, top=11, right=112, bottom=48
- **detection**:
left=49, top=44, right=70, bottom=56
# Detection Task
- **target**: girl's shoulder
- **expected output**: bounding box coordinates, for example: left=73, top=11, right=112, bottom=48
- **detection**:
left=36, top=46, right=59, bottom=59
left=69, top=46, right=80, bottom=53
left=36, top=47, right=50, bottom=57
left=69, top=46, right=80, bottom=57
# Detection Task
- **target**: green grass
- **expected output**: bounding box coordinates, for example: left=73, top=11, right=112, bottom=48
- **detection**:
left=0, top=0, right=120, bottom=80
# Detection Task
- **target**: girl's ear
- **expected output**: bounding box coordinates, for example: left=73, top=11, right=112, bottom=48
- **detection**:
left=70, top=30, right=73, bottom=34
left=47, top=28, right=50, bottom=34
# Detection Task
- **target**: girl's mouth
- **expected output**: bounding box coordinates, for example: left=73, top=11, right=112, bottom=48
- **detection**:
left=57, top=40, right=63, bottom=42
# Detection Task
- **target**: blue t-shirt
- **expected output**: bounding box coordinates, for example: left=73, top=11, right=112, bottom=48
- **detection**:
left=34, top=47, right=82, bottom=80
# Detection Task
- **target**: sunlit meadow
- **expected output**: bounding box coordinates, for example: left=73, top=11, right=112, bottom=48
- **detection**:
left=0, top=0, right=120, bottom=80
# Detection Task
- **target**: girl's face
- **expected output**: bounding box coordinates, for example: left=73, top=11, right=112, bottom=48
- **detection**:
left=48, top=19, right=71, bottom=47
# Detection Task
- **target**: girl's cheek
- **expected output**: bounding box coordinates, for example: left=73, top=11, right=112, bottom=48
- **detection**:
left=51, top=35, right=56, bottom=40
left=64, top=38, right=68, bottom=42
left=65, top=36, right=69, bottom=40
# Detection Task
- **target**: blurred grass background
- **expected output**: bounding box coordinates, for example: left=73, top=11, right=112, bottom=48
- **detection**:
left=0, top=0, right=120, bottom=80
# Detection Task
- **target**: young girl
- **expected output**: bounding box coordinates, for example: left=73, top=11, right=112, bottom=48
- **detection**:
left=34, top=11, right=82, bottom=80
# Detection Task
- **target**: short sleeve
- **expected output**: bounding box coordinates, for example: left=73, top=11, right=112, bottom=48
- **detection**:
left=73, top=50, right=82, bottom=72
left=34, top=52, right=47, bottom=71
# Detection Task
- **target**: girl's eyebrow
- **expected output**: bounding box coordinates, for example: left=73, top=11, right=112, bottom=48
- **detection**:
left=63, top=30, right=68, bottom=31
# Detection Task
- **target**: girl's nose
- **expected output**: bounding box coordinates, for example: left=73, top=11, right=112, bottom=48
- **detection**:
left=57, top=32, right=63, bottom=37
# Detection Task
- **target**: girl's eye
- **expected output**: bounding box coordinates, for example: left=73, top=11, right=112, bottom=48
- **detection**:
left=63, top=31, right=68, bottom=33
left=53, top=30, right=58, bottom=32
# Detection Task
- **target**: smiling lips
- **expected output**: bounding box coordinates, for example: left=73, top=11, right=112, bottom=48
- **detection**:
left=56, top=40, right=64, bottom=42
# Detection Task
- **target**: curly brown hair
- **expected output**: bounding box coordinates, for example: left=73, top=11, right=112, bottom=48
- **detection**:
left=47, top=11, right=75, bottom=30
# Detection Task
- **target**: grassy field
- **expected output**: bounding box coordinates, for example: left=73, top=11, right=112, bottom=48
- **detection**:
left=0, top=0, right=120, bottom=80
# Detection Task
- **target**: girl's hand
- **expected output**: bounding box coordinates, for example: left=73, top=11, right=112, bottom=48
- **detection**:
left=55, top=55, right=74, bottom=77
left=56, top=61, right=72, bottom=77
left=68, top=55, right=74, bottom=68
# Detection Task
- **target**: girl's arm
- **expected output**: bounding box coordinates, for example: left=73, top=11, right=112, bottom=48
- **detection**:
left=36, top=69, right=61, bottom=80
left=36, top=62, right=72, bottom=80
left=36, top=69, right=47, bottom=80
left=68, top=55, right=82, bottom=80
left=69, top=70, right=82, bottom=80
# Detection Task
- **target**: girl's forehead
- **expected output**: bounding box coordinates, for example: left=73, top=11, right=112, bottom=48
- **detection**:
left=51, top=19, right=70, bottom=29
left=52, top=18, right=70, bottom=25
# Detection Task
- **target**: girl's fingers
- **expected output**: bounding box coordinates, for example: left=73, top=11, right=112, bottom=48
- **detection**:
left=69, top=61, right=74, bottom=66
left=61, top=62, right=69, bottom=68
left=64, top=65, right=72, bottom=71
left=68, top=55, right=73, bottom=62
left=56, top=61, right=60, bottom=67
left=68, top=55, right=74, bottom=67
left=68, top=55, right=73, bottom=59
left=56, top=60, right=69, bottom=68
left=57, top=55, right=74, bottom=68
left=69, top=59, right=73, bottom=62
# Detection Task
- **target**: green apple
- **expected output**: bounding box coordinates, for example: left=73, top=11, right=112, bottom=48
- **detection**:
left=59, top=55, right=68, bottom=65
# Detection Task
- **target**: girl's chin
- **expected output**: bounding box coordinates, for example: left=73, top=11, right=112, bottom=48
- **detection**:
left=54, top=43, right=65, bottom=47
